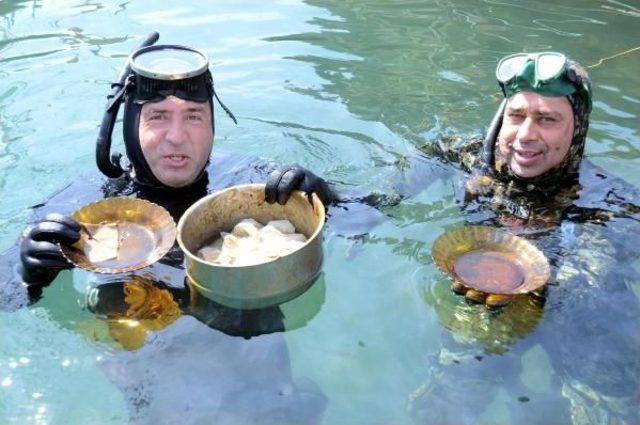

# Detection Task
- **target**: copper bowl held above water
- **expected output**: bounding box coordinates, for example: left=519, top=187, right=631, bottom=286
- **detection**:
left=176, top=184, right=325, bottom=310
left=431, top=225, right=551, bottom=307
left=61, top=197, right=176, bottom=274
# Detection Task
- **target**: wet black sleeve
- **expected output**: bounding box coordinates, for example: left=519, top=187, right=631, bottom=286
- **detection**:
left=0, top=173, right=109, bottom=309
left=0, top=245, right=31, bottom=311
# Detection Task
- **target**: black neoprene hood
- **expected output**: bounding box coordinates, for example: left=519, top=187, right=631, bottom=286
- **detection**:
left=95, top=36, right=236, bottom=188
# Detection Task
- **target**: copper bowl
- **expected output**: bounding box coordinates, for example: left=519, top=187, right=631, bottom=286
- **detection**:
left=431, top=225, right=550, bottom=307
left=61, top=197, right=176, bottom=274
left=177, top=184, right=325, bottom=310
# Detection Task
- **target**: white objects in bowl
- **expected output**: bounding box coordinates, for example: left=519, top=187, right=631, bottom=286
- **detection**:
left=197, top=218, right=307, bottom=266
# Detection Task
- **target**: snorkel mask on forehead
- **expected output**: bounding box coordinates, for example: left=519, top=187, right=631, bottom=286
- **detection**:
left=130, top=44, right=212, bottom=103
left=496, top=52, right=592, bottom=111
left=96, top=32, right=237, bottom=181
left=482, top=51, right=593, bottom=184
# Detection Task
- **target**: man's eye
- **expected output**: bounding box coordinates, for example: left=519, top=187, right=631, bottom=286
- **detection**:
left=187, top=114, right=203, bottom=121
left=148, top=114, right=164, bottom=121
left=540, top=116, right=557, bottom=124
left=508, top=113, right=525, bottom=120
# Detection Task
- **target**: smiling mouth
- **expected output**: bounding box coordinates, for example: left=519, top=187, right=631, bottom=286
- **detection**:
left=513, top=149, right=542, bottom=166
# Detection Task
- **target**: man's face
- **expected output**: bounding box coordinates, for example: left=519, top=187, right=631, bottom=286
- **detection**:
left=139, top=96, right=213, bottom=188
left=497, top=91, right=574, bottom=179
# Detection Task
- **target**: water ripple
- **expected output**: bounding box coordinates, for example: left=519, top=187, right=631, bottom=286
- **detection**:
left=135, top=8, right=282, bottom=26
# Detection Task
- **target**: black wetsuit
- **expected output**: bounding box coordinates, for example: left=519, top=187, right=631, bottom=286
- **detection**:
left=4, top=138, right=637, bottom=423
left=0, top=150, right=329, bottom=425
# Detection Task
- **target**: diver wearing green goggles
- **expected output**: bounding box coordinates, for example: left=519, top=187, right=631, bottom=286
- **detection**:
left=480, top=51, right=593, bottom=188
left=496, top=52, right=592, bottom=111
left=410, top=53, right=640, bottom=425
left=413, top=51, right=597, bottom=223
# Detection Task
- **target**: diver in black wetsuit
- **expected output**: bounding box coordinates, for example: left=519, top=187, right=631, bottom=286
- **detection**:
left=1, top=34, right=329, bottom=424
left=17, top=35, right=331, bottom=300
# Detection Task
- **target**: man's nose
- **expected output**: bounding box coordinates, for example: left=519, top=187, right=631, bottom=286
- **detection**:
left=515, top=116, right=539, bottom=143
left=165, top=118, right=186, bottom=145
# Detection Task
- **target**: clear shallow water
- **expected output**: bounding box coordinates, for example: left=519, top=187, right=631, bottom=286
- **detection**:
left=1, top=1, right=639, bottom=424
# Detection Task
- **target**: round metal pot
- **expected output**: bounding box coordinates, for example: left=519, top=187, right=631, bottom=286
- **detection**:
left=177, top=184, right=325, bottom=310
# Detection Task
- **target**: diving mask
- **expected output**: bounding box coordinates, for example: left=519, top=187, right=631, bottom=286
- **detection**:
left=130, top=45, right=209, bottom=80
left=129, top=45, right=212, bottom=103
left=97, top=34, right=236, bottom=181
left=496, top=52, right=592, bottom=111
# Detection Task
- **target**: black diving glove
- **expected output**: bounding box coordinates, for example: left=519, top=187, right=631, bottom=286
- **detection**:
left=19, top=213, right=80, bottom=286
left=265, top=165, right=334, bottom=206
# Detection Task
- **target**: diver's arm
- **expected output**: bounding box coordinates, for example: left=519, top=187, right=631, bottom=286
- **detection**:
left=0, top=213, right=80, bottom=310
left=546, top=221, right=640, bottom=421
left=212, top=148, right=441, bottom=211
left=17, top=174, right=106, bottom=289
left=0, top=214, right=82, bottom=308
left=265, top=165, right=338, bottom=206
left=0, top=245, right=32, bottom=310
left=212, top=150, right=450, bottom=238
left=19, top=213, right=80, bottom=287
left=378, top=135, right=490, bottom=204
left=418, top=135, right=485, bottom=173
left=264, top=158, right=455, bottom=211
left=264, top=164, right=407, bottom=240
left=567, top=161, right=640, bottom=263
left=0, top=174, right=107, bottom=308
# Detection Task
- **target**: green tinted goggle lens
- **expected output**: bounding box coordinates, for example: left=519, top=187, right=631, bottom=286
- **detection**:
left=496, top=52, right=567, bottom=84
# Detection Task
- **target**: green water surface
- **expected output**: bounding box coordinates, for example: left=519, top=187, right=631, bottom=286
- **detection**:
left=1, top=1, right=639, bottom=424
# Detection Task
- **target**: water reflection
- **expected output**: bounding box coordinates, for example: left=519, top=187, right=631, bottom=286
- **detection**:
left=0, top=1, right=33, bottom=27
left=268, top=0, right=492, bottom=136
left=84, top=277, right=182, bottom=350
left=80, top=272, right=326, bottom=349
left=425, top=276, right=545, bottom=355
left=73, top=272, right=329, bottom=423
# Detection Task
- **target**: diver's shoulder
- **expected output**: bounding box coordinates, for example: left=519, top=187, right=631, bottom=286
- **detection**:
left=26, top=172, right=140, bottom=223
left=416, top=133, right=484, bottom=173
left=29, top=173, right=112, bottom=219
left=579, top=160, right=640, bottom=194
left=208, top=149, right=272, bottom=190
left=576, top=159, right=640, bottom=210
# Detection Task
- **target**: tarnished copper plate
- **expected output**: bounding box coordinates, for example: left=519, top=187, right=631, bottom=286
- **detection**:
left=452, top=250, right=525, bottom=293
left=432, top=225, right=550, bottom=300
left=61, top=197, right=176, bottom=273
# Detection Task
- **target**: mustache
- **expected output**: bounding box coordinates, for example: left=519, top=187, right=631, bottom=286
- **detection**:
left=500, top=139, right=543, bottom=154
